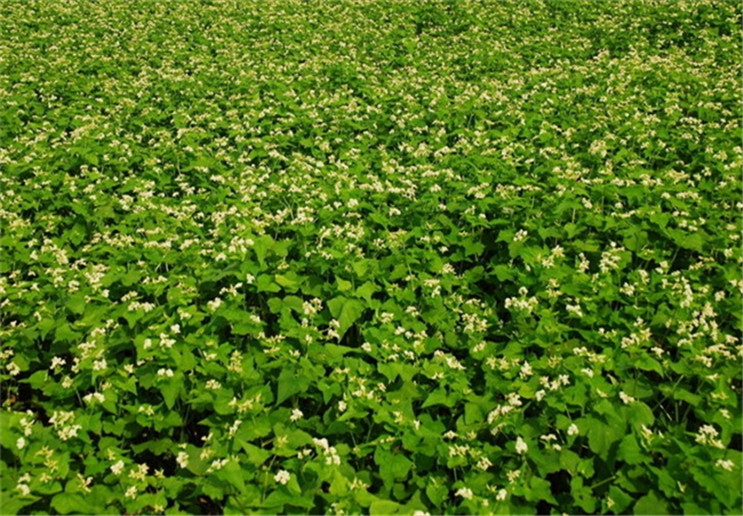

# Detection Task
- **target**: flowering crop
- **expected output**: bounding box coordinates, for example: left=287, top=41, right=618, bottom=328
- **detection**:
left=1, top=1, right=741, bottom=515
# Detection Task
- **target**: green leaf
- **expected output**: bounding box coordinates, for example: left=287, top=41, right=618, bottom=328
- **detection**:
left=256, top=274, right=281, bottom=293
left=625, top=402, right=655, bottom=430
left=422, top=389, right=451, bottom=408
left=352, top=259, right=370, bottom=278
left=239, top=443, right=270, bottom=466
left=283, top=296, right=304, bottom=313
left=570, top=477, right=596, bottom=513
left=328, top=297, right=365, bottom=339
left=286, top=474, right=302, bottom=496
left=329, top=469, right=349, bottom=495
left=649, top=212, right=670, bottom=229
left=376, top=449, right=412, bottom=487
left=618, top=434, right=645, bottom=465
left=356, top=281, right=378, bottom=303
left=26, top=370, right=49, bottom=389
left=253, top=235, right=274, bottom=265
left=51, top=493, right=96, bottom=515
left=426, top=480, right=448, bottom=507
left=65, top=293, right=86, bottom=315
left=54, top=323, right=80, bottom=343
left=267, top=297, right=283, bottom=313
left=584, top=417, right=619, bottom=460
left=160, top=377, right=180, bottom=409
left=0, top=496, right=40, bottom=516
left=276, top=368, right=310, bottom=404
left=559, top=449, right=580, bottom=473
left=370, top=499, right=401, bottom=515
left=336, top=276, right=353, bottom=291
left=633, top=491, right=669, bottom=515
left=528, top=476, right=557, bottom=504
left=327, top=297, right=345, bottom=319
left=672, top=388, right=701, bottom=407
left=120, top=269, right=141, bottom=287
left=464, top=402, right=483, bottom=425
left=608, top=485, right=634, bottom=512
left=222, top=459, right=247, bottom=492
left=623, top=229, right=648, bottom=253
left=275, top=271, right=303, bottom=292
left=635, top=355, right=663, bottom=375
left=493, top=264, right=515, bottom=281
left=671, top=230, right=706, bottom=253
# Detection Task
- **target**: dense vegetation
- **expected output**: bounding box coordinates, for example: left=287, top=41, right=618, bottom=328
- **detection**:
left=1, top=0, right=741, bottom=514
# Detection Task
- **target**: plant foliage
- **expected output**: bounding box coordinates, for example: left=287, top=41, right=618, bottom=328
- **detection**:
left=0, top=0, right=741, bottom=514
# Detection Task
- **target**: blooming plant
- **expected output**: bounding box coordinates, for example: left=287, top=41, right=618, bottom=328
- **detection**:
left=0, top=0, right=741, bottom=515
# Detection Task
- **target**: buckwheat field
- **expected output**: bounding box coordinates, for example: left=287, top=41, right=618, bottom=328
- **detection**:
left=0, top=1, right=741, bottom=515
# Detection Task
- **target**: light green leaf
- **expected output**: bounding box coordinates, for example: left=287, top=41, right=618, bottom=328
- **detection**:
left=633, top=491, right=669, bottom=515
left=370, top=499, right=401, bottom=515
left=618, top=434, right=645, bottom=465
left=356, top=281, right=378, bottom=303
left=337, top=276, right=353, bottom=291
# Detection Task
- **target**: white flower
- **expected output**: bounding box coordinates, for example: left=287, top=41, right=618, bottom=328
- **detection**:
left=83, top=392, right=105, bottom=404
left=16, top=437, right=26, bottom=450
left=619, top=391, right=636, bottom=404
left=715, top=459, right=734, bottom=471
left=290, top=408, right=304, bottom=422
left=476, top=457, right=492, bottom=471
left=455, top=487, right=473, bottom=500
left=515, top=436, right=528, bottom=455
left=274, top=470, right=291, bottom=485
left=507, top=469, right=521, bottom=483
left=313, top=438, right=329, bottom=450
left=125, top=486, right=137, bottom=499
left=324, top=448, right=341, bottom=465
left=207, top=297, right=222, bottom=312
left=111, top=460, right=125, bottom=475
left=16, top=483, right=30, bottom=496
left=207, top=458, right=228, bottom=472
left=496, top=488, right=508, bottom=501
left=176, top=451, right=189, bottom=468
left=205, top=379, right=221, bottom=390
left=567, top=424, right=579, bottom=436
left=696, top=424, right=724, bottom=448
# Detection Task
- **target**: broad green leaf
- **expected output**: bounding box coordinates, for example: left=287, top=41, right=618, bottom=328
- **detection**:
left=160, top=377, right=180, bottom=409
left=356, top=281, right=378, bottom=303
left=634, top=491, right=669, bottom=515
left=370, top=499, right=401, bottom=515
left=276, top=368, right=310, bottom=404
left=65, top=293, right=86, bottom=314
left=426, top=480, right=448, bottom=507
left=618, top=434, right=645, bottom=465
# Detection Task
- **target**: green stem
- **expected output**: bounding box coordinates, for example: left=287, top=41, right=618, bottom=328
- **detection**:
left=590, top=474, right=616, bottom=490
